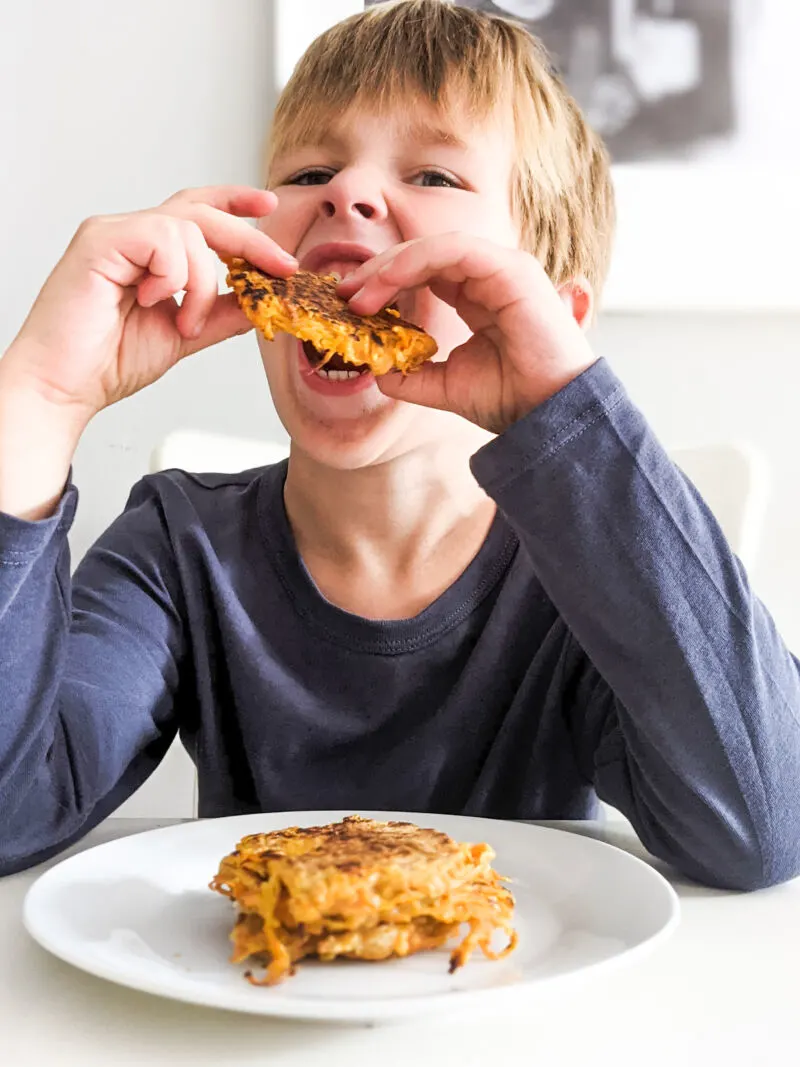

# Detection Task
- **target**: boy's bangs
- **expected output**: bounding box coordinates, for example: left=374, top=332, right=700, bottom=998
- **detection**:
left=269, top=77, right=498, bottom=171
left=267, top=4, right=511, bottom=176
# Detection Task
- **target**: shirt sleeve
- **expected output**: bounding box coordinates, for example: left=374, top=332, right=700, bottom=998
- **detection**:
left=471, top=358, right=800, bottom=890
left=0, top=478, right=186, bottom=874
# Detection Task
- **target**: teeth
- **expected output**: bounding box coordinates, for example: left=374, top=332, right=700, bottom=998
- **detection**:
left=315, top=367, right=363, bottom=380
left=318, top=262, right=364, bottom=279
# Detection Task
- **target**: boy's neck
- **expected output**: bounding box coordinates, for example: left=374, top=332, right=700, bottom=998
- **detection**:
left=282, top=429, right=497, bottom=619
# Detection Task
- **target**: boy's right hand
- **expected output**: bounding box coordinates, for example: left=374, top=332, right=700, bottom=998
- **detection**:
left=1, top=186, right=296, bottom=421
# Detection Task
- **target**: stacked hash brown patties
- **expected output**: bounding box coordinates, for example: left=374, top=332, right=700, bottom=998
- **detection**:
left=209, top=815, right=517, bottom=985
left=226, top=258, right=438, bottom=376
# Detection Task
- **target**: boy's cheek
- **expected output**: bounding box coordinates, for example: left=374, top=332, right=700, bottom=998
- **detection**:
left=256, top=212, right=280, bottom=237
left=256, top=209, right=298, bottom=254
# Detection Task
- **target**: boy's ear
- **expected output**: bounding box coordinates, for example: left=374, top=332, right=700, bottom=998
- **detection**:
left=557, top=277, right=594, bottom=330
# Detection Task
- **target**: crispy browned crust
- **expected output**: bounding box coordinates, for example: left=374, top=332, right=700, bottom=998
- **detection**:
left=225, top=258, right=438, bottom=375
left=209, top=815, right=518, bottom=985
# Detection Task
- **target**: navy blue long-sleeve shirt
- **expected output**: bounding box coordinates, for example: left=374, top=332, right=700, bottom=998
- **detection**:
left=1, top=359, right=799, bottom=886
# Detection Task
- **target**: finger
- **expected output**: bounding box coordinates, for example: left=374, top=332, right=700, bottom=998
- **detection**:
left=345, top=235, right=522, bottom=317
left=135, top=220, right=190, bottom=307
left=376, top=361, right=452, bottom=411
left=174, top=221, right=220, bottom=339
left=428, top=280, right=497, bottom=334
left=178, top=292, right=252, bottom=358
left=337, top=236, right=465, bottom=307
left=336, top=241, right=416, bottom=299
left=340, top=264, right=467, bottom=319
left=347, top=237, right=475, bottom=313
left=182, top=203, right=297, bottom=277
left=163, top=185, right=278, bottom=219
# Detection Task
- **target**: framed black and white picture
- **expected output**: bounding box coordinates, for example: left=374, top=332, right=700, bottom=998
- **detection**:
left=273, top=1, right=800, bottom=311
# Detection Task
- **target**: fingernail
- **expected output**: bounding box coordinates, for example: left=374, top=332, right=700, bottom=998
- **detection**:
left=349, top=287, right=366, bottom=303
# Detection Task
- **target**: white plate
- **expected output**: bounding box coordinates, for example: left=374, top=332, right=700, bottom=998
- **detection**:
left=23, top=811, right=679, bottom=1023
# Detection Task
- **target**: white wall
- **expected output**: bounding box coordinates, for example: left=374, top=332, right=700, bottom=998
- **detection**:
left=0, top=0, right=289, bottom=567
left=2, top=2, right=799, bottom=820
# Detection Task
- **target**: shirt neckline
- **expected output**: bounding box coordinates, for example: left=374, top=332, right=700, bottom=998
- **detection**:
left=257, top=461, right=518, bottom=655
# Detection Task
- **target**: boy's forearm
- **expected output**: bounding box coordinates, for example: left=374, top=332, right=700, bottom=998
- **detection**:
left=472, top=359, right=800, bottom=890
left=0, top=473, right=184, bottom=875
left=0, top=344, right=91, bottom=521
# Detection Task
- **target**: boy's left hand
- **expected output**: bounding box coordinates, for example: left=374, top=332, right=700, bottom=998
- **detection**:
left=337, top=233, right=597, bottom=434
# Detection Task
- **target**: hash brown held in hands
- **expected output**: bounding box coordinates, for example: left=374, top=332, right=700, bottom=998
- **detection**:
left=226, top=258, right=438, bottom=376
left=209, top=814, right=518, bottom=986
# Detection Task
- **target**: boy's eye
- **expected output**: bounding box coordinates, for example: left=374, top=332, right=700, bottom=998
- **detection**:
left=412, top=169, right=460, bottom=189
left=287, top=168, right=335, bottom=186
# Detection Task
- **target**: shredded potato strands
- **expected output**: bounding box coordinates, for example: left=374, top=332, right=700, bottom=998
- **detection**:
left=209, top=815, right=518, bottom=985
left=225, top=259, right=438, bottom=376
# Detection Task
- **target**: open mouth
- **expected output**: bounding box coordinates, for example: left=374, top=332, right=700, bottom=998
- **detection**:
left=302, top=341, right=372, bottom=380
left=301, top=299, right=404, bottom=381
left=226, top=253, right=436, bottom=389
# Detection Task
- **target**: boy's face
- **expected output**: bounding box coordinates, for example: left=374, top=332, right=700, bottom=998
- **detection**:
left=258, top=98, right=520, bottom=467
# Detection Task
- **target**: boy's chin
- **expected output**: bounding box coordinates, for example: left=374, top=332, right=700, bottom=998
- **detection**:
left=281, top=400, right=448, bottom=471
left=289, top=418, right=413, bottom=471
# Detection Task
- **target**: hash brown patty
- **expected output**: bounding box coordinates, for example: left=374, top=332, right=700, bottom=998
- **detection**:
left=226, top=258, right=438, bottom=375
left=209, top=815, right=517, bottom=985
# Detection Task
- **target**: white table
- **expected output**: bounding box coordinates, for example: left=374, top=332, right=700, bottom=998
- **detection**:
left=1, top=819, right=798, bottom=1066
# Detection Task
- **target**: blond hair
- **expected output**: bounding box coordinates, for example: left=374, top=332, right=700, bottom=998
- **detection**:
left=268, top=0, right=615, bottom=294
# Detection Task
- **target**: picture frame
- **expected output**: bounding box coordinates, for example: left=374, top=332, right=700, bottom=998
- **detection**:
left=272, top=0, right=800, bottom=312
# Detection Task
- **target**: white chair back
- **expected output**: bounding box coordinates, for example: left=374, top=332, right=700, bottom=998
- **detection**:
left=150, top=429, right=290, bottom=474
left=670, top=441, right=768, bottom=570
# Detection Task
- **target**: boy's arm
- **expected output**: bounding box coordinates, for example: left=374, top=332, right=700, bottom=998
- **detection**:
left=471, top=358, right=800, bottom=891
left=0, top=477, right=185, bottom=875
left=0, top=184, right=298, bottom=876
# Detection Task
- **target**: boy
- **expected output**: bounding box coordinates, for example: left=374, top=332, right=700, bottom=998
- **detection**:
left=0, top=0, right=798, bottom=888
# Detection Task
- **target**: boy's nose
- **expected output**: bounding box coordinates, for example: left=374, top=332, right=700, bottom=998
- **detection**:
left=318, top=172, right=387, bottom=222
left=320, top=200, right=376, bottom=220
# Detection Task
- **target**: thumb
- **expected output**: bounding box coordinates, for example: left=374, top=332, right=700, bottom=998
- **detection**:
left=376, top=360, right=452, bottom=411
left=179, top=292, right=252, bottom=359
